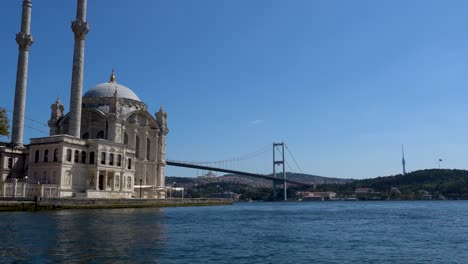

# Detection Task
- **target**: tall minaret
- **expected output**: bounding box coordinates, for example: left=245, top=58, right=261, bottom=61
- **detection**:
left=11, top=0, right=34, bottom=147
left=68, top=0, right=90, bottom=137
left=402, top=145, right=406, bottom=175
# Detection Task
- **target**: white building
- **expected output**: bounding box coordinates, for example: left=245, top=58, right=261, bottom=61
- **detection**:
left=1, top=0, right=168, bottom=199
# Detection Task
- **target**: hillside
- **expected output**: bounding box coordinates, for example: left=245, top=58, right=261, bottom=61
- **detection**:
left=316, top=169, right=468, bottom=199
left=165, top=172, right=349, bottom=200
left=167, top=172, right=350, bottom=188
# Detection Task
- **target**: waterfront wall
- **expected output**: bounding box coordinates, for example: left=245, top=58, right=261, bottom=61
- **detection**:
left=0, top=198, right=232, bottom=211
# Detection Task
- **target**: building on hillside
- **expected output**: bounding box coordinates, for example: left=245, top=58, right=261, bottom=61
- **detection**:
left=296, top=191, right=336, bottom=201
left=354, top=188, right=375, bottom=194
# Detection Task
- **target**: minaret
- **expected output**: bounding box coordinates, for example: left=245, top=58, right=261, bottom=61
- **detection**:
left=402, top=145, right=406, bottom=175
left=11, top=0, right=34, bottom=147
left=68, top=0, right=90, bottom=137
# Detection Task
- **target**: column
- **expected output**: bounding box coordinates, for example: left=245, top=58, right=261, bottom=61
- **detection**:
left=68, top=0, right=90, bottom=137
left=94, top=170, right=99, bottom=190
left=120, top=173, right=124, bottom=191
left=103, top=171, right=108, bottom=191
left=111, top=172, right=115, bottom=191
left=11, top=0, right=34, bottom=147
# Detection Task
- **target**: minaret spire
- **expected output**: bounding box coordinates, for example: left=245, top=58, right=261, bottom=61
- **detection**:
left=11, top=0, right=34, bottom=147
left=68, top=0, right=90, bottom=138
left=402, top=144, right=406, bottom=175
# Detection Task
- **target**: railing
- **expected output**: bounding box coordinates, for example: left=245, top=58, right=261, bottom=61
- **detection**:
left=0, top=180, right=60, bottom=198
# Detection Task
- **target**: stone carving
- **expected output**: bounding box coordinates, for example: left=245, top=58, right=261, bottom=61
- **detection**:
left=65, top=171, right=71, bottom=186
left=16, top=32, right=33, bottom=51
left=127, top=177, right=131, bottom=188
left=71, top=19, right=90, bottom=40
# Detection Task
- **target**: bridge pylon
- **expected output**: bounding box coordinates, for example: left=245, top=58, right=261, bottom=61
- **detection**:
left=273, top=142, right=287, bottom=201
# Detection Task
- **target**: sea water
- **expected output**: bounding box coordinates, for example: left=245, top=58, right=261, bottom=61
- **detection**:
left=1, top=201, right=468, bottom=263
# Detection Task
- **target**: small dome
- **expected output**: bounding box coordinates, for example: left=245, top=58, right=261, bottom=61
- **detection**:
left=83, top=82, right=141, bottom=101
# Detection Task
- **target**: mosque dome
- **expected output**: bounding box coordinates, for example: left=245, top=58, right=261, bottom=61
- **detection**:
left=83, top=70, right=141, bottom=101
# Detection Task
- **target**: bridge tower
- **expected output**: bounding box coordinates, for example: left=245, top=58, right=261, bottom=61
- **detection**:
left=273, top=142, right=287, bottom=201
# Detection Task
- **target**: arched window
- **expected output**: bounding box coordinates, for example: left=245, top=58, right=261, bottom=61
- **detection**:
left=66, top=149, right=72, bottom=162
left=124, top=133, right=128, bottom=145
left=74, top=150, right=79, bottom=163
left=44, top=150, right=49, bottom=162
left=53, top=149, right=58, bottom=162
left=117, top=154, right=122, bottom=166
left=128, top=158, right=132, bottom=170
left=147, top=138, right=151, bottom=160
left=82, top=132, right=89, bottom=139
left=101, top=152, right=106, bottom=165
left=81, top=151, right=87, bottom=163
left=109, top=153, right=114, bottom=166
left=34, top=150, right=39, bottom=163
left=97, top=130, right=104, bottom=139
left=135, top=136, right=140, bottom=158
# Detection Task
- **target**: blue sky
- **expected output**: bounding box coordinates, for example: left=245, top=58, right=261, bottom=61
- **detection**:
left=2, top=0, right=468, bottom=179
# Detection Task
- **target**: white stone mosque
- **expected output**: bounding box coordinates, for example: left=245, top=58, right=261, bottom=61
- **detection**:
left=0, top=0, right=168, bottom=198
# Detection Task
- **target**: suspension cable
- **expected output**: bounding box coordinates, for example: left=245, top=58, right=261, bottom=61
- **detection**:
left=285, top=144, right=304, bottom=174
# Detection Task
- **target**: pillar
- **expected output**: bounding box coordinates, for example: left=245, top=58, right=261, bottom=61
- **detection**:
left=11, top=0, right=34, bottom=147
left=68, top=0, right=89, bottom=137
left=111, top=172, right=115, bottom=191
left=103, top=171, right=108, bottom=191
left=94, top=170, right=99, bottom=190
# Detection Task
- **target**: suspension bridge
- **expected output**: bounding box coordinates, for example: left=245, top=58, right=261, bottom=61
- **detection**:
left=167, top=142, right=312, bottom=200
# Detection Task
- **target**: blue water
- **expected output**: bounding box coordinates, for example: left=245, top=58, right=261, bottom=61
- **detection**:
left=1, top=201, right=468, bottom=263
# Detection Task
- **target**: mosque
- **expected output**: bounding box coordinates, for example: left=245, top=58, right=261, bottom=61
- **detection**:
left=0, top=0, right=168, bottom=198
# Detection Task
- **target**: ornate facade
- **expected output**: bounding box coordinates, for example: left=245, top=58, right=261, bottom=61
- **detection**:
left=27, top=72, right=169, bottom=198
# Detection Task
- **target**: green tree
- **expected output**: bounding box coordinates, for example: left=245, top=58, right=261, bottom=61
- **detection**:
left=0, top=107, right=9, bottom=137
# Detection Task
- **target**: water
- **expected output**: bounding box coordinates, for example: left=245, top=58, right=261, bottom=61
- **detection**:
left=1, top=201, right=468, bottom=263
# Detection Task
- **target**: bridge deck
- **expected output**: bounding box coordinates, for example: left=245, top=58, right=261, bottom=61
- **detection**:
left=166, top=160, right=314, bottom=187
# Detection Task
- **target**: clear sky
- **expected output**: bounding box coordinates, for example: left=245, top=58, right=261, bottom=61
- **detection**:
left=2, top=0, right=468, bottom=179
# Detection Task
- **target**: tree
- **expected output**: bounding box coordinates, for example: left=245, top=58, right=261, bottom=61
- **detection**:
left=0, top=107, right=10, bottom=137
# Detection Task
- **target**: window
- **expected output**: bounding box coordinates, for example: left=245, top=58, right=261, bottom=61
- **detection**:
left=81, top=151, right=87, bottom=163
left=42, top=171, right=47, bottom=184
left=34, top=150, right=39, bottom=163
left=124, top=133, right=128, bottom=145
left=109, top=153, right=114, bottom=166
left=44, top=149, right=49, bottom=162
left=147, top=138, right=151, bottom=160
left=90, top=152, right=95, bottom=164
left=7, top=158, right=12, bottom=169
left=53, top=149, right=58, bottom=162
left=52, top=171, right=57, bottom=184
left=117, top=154, right=121, bottom=167
left=101, top=152, right=106, bottom=165
left=97, top=130, right=104, bottom=139
left=66, top=149, right=72, bottom=162
left=128, top=158, right=132, bottom=169
left=135, top=136, right=140, bottom=158
left=82, top=132, right=89, bottom=139
left=74, top=150, right=79, bottom=163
